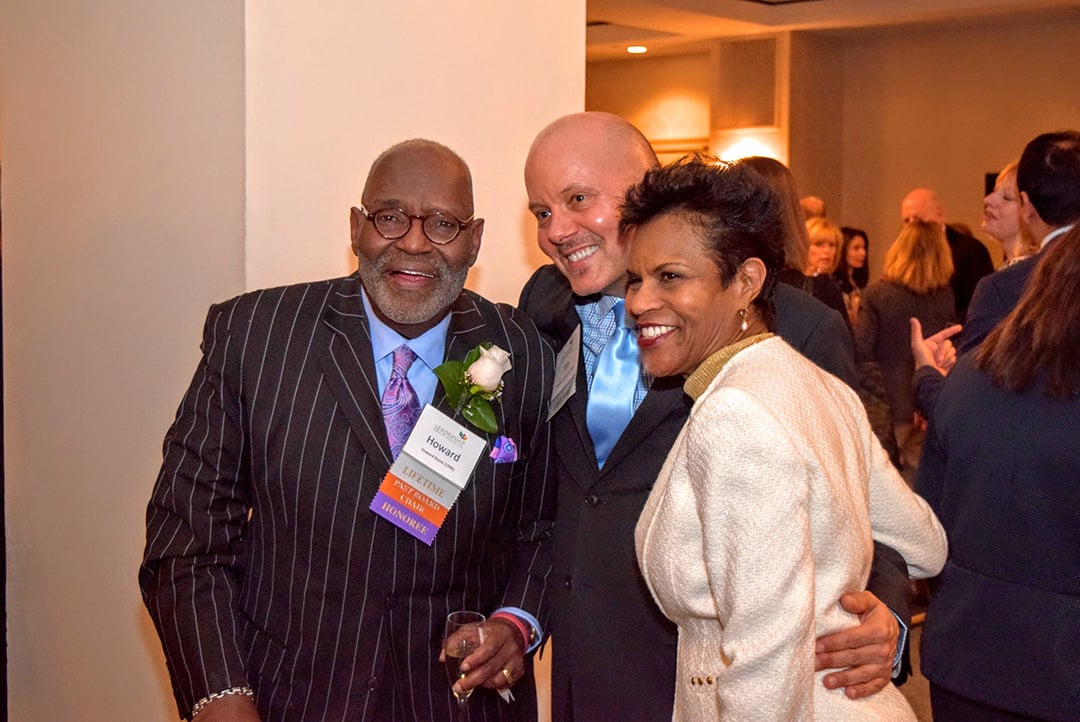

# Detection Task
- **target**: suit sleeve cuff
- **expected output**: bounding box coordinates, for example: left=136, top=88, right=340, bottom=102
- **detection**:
left=891, top=609, right=909, bottom=679
left=492, top=606, right=543, bottom=654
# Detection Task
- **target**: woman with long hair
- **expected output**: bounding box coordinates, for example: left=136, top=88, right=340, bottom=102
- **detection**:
left=834, top=227, right=870, bottom=322
left=916, top=224, right=1080, bottom=721
left=855, top=220, right=955, bottom=485
left=739, top=157, right=849, bottom=329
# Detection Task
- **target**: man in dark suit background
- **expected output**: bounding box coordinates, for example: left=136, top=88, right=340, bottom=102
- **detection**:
left=900, top=187, right=994, bottom=321
left=141, top=140, right=555, bottom=722
left=959, top=130, right=1080, bottom=352
left=518, top=112, right=911, bottom=722
left=913, top=130, right=1080, bottom=415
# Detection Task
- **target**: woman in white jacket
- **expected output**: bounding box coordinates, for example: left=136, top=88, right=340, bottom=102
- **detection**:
left=623, top=156, right=947, bottom=720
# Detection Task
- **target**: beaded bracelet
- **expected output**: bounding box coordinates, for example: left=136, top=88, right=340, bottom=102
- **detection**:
left=191, top=686, right=254, bottom=719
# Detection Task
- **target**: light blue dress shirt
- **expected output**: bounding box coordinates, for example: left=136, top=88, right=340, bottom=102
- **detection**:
left=575, top=295, right=649, bottom=411
left=360, top=286, right=544, bottom=653
left=361, top=288, right=450, bottom=404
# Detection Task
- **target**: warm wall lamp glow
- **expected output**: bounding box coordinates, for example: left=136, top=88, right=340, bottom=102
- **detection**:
left=715, top=136, right=782, bottom=162
left=627, top=45, right=648, bottom=54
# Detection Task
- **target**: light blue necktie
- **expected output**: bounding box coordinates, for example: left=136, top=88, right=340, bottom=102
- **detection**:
left=586, top=299, right=640, bottom=468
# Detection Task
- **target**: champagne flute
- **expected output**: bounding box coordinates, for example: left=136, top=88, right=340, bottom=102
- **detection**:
left=443, top=610, right=486, bottom=714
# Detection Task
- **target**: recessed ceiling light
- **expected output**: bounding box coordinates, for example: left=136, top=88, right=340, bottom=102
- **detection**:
left=627, top=45, right=648, bottom=54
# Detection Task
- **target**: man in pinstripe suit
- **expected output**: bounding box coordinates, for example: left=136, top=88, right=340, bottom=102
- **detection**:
left=141, top=139, right=555, bottom=722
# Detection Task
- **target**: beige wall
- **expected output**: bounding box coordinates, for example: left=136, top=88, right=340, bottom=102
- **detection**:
left=1, top=0, right=582, bottom=719
left=246, top=1, right=581, bottom=304
left=586, top=52, right=711, bottom=160
left=840, top=15, right=1080, bottom=271
left=1, top=3, right=247, bottom=719
left=588, top=11, right=1080, bottom=272
left=788, top=33, right=845, bottom=220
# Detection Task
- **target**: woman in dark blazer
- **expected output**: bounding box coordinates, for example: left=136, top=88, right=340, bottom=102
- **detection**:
left=915, top=223, right=1080, bottom=721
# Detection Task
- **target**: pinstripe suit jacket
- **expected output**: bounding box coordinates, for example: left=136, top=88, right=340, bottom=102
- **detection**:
left=141, top=274, right=555, bottom=722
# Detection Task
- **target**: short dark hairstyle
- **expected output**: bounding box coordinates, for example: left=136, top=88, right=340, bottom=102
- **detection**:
left=1016, top=130, right=1080, bottom=227
left=619, top=154, right=786, bottom=329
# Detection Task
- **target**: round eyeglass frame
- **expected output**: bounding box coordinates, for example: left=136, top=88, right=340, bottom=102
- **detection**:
left=360, top=206, right=474, bottom=245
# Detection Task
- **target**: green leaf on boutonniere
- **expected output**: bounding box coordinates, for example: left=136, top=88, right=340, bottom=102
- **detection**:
left=463, top=345, right=485, bottom=367
left=433, top=360, right=467, bottom=408
left=433, top=342, right=510, bottom=436
left=462, top=396, right=498, bottom=434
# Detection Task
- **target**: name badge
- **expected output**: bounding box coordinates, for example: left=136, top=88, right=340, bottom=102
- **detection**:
left=370, top=405, right=488, bottom=545
left=548, top=325, right=581, bottom=420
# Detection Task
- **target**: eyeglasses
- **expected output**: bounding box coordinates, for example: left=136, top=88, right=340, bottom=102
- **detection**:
left=359, top=206, right=474, bottom=245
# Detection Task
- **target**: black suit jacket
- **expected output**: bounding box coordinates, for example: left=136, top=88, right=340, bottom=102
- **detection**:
left=141, top=274, right=555, bottom=722
left=917, top=238, right=1049, bottom=416
left=958, top=252, right=1037, bottom=354
left=945, top=225, right=994, bottom=321
left=518, top=265, right=908, bottom=722
left=916, top=356, right=1080, bottom=720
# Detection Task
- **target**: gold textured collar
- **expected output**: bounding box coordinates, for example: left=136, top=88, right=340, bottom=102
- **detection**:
left=683, top=333, right=774, bottom=401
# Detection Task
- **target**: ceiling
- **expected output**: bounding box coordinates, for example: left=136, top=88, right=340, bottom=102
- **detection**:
left=587, top=0, right=1080, bottom=59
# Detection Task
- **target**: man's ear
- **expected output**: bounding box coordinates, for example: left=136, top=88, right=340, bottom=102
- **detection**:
left=1019, top=191, right=1042, bottom=225
left=464, top=218, right=484, bottom=267
left=739, top=257, right=767, bottom=302
left=349, top=207, right=363, bottom=257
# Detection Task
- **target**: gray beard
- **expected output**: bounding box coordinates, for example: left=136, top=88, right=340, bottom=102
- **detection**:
left=357, top=258, right=468, bottom=327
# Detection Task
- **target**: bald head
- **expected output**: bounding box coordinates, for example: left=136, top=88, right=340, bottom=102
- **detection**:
left=901, top=188, right=945, bottom=226
left=364, top=138, right=474, bottom=217
left=800, top=195, right=826, bottom=220
left=524, top=113, right=659, bottom=297
left=351, top=138, right=482, bottom=337
left=526, top=112, right=659, bottom=186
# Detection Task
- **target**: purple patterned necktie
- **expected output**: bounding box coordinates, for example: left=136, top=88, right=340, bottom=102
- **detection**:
left=381, top=344, right=421, bottom=460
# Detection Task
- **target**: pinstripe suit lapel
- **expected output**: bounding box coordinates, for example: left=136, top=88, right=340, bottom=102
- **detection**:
left=319, top=275, right=393, bottom=467
left=438, top=293, right=496, bottom=440
left=319, top=283, right=492, bottom=467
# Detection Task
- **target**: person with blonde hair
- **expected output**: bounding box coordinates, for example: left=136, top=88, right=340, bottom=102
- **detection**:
left=900, top=187, right=993, bottom=320
left=982, top=161, right=1039, bottom=269
left=806, top=216, right=843, bottom=276
left=856, top=220, right=955, bottom=485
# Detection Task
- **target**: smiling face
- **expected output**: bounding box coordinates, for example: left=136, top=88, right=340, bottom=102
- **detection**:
left=982, top=169, right=1020, bottom=244
left=524, top=114, right=657, bottom=297
left=625, top=212, right=763, bottom=378
left=351, top=142, right=482, bottom=338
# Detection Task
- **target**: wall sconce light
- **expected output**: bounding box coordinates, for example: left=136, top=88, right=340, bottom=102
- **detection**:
left=626, top=45, right=648, bottom=55
left=711, top=128, right=786, bottom=163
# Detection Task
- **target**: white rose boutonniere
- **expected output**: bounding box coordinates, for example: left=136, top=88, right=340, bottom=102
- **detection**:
left=468, top=345, right=512, bottom=392
left=433, top=343, right=512, bottom=436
